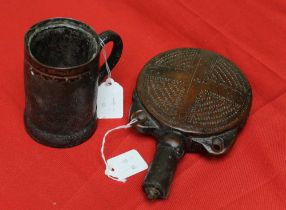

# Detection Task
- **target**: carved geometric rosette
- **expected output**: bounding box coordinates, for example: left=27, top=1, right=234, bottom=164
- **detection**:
left=137, top=48, right=252, bottom=134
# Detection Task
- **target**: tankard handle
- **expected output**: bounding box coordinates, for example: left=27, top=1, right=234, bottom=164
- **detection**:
left=98, top=30, right=123, bottom=83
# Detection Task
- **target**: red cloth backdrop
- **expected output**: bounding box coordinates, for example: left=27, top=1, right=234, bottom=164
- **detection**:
left=0, top=0, right=285, bottom=209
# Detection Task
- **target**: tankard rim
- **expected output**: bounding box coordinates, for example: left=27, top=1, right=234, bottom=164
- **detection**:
left=24, top=17, right=100, bottom=73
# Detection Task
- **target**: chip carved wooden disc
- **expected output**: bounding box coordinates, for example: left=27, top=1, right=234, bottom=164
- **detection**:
left=136, top=48, right=252, bottom=135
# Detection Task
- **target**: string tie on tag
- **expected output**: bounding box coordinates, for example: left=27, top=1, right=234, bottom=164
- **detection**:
left=99, top=38, right=112, bottom=85
left=101, top=119, right=138, bottom=182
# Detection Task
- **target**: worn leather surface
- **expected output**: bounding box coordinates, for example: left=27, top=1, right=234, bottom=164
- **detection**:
left=0, top=0, right=285, bottom=209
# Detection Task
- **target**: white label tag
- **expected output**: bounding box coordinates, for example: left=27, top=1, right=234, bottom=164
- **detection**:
left=105, top=149, right=148, bottom=181
left=97, top=79, right=123, bottom=119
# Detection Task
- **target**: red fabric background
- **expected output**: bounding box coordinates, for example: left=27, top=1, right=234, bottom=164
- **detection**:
left=0, top=0, right=286, bottom=209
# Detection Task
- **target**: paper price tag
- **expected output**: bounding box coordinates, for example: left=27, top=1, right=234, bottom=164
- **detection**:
left=97, top=79, right=123, bottom=119
left=105, top=149, right=148, bottom=181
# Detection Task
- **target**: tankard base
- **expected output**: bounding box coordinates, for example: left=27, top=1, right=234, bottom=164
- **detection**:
left=24, top=113, right=97, bottom=148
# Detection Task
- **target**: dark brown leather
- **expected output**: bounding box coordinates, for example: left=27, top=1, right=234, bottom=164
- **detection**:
left=129, top=48, right=252, bottom=200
